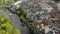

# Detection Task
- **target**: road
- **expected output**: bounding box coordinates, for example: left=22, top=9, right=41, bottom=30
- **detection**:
left=0, top=10, right=31, bottom=34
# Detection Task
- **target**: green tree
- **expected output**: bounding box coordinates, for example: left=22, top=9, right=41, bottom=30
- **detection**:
left=0, top=16, right=21, bottom=34
left=0, top=0, right=16, bottom=9
left=17, top=8, right=27, bottom=17
left=53, top=0, right=60, bottom=2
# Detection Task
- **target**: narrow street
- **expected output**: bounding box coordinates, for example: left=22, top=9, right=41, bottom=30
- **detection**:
left=7, top=11, right=31, bottom=34
left=0, top=10, right=31, bottom=34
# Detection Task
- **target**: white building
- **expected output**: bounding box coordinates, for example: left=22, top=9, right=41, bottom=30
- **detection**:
left=57, top=3, right=60, bottom=10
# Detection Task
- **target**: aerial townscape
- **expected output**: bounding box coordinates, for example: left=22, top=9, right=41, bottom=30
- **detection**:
left=0, top=0, right=60, bottom=34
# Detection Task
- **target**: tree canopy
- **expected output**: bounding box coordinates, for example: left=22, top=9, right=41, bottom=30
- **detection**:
left=0, top=16, right=21, bottom=34
left=53, top=0, right=60, bottom=2
left=0, top=0, right=16, bottom=9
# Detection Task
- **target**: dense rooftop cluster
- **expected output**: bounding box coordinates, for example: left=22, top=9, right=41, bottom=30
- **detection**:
left=0, top=0, right=60, bottom=34
left=15, top=0, right=60, bottom=34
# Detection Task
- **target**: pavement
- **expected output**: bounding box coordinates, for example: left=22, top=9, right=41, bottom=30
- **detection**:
left=0, top=10, right=31, bottom=34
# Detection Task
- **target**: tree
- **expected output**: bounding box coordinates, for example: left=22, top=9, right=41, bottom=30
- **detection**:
left=17, top=8, right=27, bottom=17
left=0, top=16, right=21, bottom=34
left=0, top=0, right=16, bottom=9
left=53, top=0, right=60, bottom=2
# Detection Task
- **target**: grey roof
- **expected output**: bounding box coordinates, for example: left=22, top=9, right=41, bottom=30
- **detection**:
left=52, top=20, right=60, bottom=31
